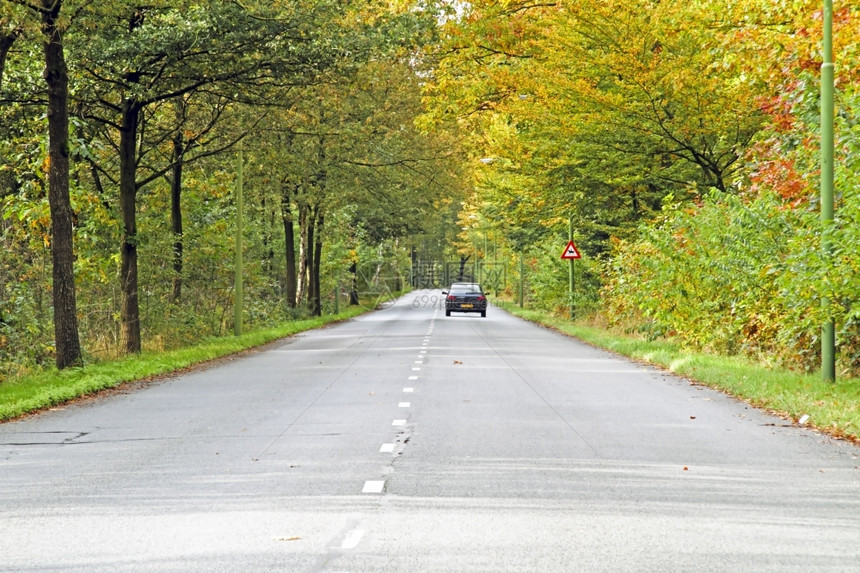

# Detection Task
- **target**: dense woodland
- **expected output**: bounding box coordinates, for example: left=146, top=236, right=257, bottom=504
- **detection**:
left=1, top=0, right=858, bottom=380
left=0, top=0, right=466, bottom=377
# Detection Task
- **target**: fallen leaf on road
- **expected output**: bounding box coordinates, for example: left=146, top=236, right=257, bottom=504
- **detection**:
left=683, top=467, right=689, bottom=471
left=454, top=360, right=463, bottom=364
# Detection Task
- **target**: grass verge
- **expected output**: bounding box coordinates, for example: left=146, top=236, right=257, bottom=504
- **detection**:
left=498, top=301, right=860, bottom=443
left=0, top=303, right=375, bottom=423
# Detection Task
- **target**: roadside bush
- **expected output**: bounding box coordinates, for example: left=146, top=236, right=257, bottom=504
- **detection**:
left=777, top=153, right=860, bottom=374
left=603, top=192, right=793, bottom=356
left=602, top=188, right=859, bottom=377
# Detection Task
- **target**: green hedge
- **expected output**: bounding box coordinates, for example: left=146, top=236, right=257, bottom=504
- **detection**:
left=602, top=190, right=860, bottom=377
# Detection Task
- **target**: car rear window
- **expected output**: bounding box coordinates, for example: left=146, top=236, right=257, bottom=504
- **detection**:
left=450, top=284, right=482, bottom=295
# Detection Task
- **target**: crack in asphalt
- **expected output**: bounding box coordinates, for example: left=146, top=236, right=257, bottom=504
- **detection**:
left=0, top=430, right=91, bottom=446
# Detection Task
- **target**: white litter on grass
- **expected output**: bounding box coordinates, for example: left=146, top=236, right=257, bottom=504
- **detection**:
left=799, top=414, right=810, bottom=425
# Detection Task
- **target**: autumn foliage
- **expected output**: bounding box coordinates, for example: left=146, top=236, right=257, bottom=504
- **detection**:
left=426, top=0, right=859, bottom=376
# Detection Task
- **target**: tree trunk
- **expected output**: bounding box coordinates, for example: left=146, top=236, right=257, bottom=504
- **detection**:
left=297, top=202, right=309, bottom=306
left=0, top=27, right=21, bottom=92
left=170, top=129, right=184, bottom=303
left=119, top=99, right=141, bottom=353
left=348, top=260, right=359, bottom=305
left=281, top=192, right=297, bottom=308
left=458, top=255, right=470, bottom=282
left=310, top=211, right=323, bottom=316
left=42, top=0, right=83, bottom=369
left=308, top=138, right=326, bottom=317
left=261, top=197, right=275, bottom=277
left=305, top=206, right=317, bottom=315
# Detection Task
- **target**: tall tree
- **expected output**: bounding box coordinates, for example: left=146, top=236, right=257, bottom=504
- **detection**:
left=70, top=1, right=344, bottom=351
left=424, top=0, right=769, bottom=255
left=237, top=3, right=451, bottom=314
left=165, top=94, right=239, bottom=303
left=267, top=56, right=462, bottom=315
left=39, top=0, right=81, bottom=368
left=5, top=0, right=83, bottom=368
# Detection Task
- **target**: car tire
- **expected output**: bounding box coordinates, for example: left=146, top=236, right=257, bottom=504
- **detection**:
left=481, top=311, right=486, bottom=318
left=445, top=310, right=451, bottom=317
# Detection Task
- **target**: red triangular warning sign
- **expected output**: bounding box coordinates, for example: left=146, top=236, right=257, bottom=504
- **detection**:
left=561, top=240, right=581, bottom=259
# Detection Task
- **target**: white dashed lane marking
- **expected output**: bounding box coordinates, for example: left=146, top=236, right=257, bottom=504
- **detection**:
left=341, top=529, right=365, bottom=549
left=362, top=481, right=384, bottom=494
left=363, top=323, right=434, bottom=499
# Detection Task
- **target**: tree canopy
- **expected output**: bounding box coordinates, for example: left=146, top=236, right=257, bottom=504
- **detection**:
left=422, top=0, right=859, bottom=375
left=1, top=0, right=858, bottom=379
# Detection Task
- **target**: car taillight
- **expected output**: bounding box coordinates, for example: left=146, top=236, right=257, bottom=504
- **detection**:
left=477, top=296, right=486, bottom=301
left=447, top=295, right=455, bottom=301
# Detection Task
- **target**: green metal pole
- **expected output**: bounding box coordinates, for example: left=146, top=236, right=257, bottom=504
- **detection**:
left=482, top=234, right=487, bottom=284
left=519, top=252, right=524, bottom=308
left=334, top=281, right=340, bottom=315
left=821, top=0, right=835, bottom=382
left=569, top=217, right=575, bottom=319
left=234, top=151, right=244, bottom=336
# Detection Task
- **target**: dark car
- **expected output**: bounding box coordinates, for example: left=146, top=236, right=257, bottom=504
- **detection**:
left=443, top=282, right=487, bottom=317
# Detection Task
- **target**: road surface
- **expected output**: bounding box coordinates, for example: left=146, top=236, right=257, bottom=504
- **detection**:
left=1, top=290, right=859, bottom=571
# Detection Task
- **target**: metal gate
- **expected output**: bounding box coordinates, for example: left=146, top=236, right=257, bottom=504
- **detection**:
left=411, top=260, right=505, bottom=293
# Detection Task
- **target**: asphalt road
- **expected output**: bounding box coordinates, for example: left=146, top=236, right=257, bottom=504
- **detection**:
left=1, top=290, right=859, bottom=572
